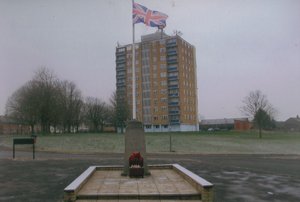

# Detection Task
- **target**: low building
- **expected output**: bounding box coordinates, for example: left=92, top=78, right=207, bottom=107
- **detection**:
left=283, top=116, right=300, bottom=132
left=199, top=118, right=251, bottom=131
left=234, top=119, right=252, bottom=131
left=0, top=115, right=31, bottom=135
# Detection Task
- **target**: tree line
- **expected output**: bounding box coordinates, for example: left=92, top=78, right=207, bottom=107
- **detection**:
left=5, top=68, right=129, bottom=134
left=5, top=68, right=277, bottom=137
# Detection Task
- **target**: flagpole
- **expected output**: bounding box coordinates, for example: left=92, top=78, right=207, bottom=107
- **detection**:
left=132, top=0, right=136, bottom=120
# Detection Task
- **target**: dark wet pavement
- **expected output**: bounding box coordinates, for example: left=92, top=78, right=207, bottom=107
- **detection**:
left=1, top=147, right=300, bottom=202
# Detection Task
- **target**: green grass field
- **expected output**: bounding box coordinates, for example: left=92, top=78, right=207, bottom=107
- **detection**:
left=1, top=130, right=300, bottom=154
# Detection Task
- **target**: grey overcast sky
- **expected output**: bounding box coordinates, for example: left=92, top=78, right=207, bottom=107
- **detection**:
left=0, top=0, right=299, bottom=121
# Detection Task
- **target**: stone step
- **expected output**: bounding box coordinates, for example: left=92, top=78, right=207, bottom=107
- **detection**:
left=76, top=200, right=202, bottom=202
left=76, top=193, right=201, bottom=200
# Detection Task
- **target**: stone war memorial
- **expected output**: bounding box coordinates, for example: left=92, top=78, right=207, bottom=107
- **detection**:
left=63, top=120, right=214, bottom=202
left=123, top=120, right=150, bottom=177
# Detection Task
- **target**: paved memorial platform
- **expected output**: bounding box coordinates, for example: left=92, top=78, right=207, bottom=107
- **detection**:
left=64, top=164, right=213, bottom=202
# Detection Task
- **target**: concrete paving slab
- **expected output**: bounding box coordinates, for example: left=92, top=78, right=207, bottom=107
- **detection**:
left=99, top=181, right=119, bottom=194
left=137, top=181, right=159, bottom=194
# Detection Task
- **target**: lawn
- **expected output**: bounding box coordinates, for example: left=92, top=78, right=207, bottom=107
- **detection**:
left=1, top=130, right=300, bottom=154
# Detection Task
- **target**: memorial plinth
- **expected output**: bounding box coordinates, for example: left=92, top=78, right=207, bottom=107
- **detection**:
left=122, top=120, right=149, bottom=176
left=64, top=164, right=214, bottom=202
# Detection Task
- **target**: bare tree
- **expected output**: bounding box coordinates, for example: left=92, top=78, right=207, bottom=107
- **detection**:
left=6, top=67, right=112, bottom=134
left=59, top=80, right=83, bottom=133
left=110, top=91, right=129, bottom=133
left=241, top=90, right=271, bottom=117
left=109, top=92, right=118, bottom=132
left=241, top=90, right=276, bottom=138
left=6, top=67, right=61, bottom=134
left=6, top=81, right=39, bottom=134
left=32, top=67, right=61, bottom=133
left=84, top=97, right=108, bottom=132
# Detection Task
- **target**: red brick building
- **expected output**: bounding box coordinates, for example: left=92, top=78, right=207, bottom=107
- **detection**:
left=199, top=118, right=251, bottom=131
left=0, top=115, right=31, bottom=135
left=234, top=119, right=252, bottom=131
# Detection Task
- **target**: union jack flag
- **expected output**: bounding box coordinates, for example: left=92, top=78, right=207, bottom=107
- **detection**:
left=133, top=2, right=168, bottom=28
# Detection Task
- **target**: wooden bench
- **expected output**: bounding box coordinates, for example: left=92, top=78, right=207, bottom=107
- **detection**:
left=13, top=138, right=35, bottom=159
